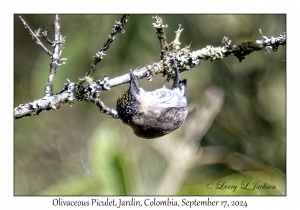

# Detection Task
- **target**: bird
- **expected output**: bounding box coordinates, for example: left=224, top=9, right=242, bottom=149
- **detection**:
left=116, top=68, right=188, bottom=139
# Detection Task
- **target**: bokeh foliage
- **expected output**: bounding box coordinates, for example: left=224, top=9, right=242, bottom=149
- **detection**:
left=14, top=14, right=286, bottom=195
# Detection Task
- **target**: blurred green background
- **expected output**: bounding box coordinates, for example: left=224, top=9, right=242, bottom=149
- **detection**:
left=14, top=14, right=286, bottom=195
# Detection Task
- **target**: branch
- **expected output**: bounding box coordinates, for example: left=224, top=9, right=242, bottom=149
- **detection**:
left=152, top=15, right=169, bottom=60
left=19, top=15, right=66, bottom=97
left=45, top=14, right=65, bottom=97
left=84, top=14, right=130, bottom=77
left=19, top=16, right=52, bottom=56
left=14, top=88, right=71, bottom=120
left=14, top=15, right=286, bottom=120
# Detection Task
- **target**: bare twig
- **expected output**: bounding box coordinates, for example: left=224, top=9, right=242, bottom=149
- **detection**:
left=90, top=98, right=119, bottom=118
left=85, top=14, right=130, bottom=77
left=19, top=16, right=52, bottom=56
left=19, top=15, right=66, bottom=97
left=45, top=15, right=65, bottom=97
left=41, top=28, right=53, bottom=44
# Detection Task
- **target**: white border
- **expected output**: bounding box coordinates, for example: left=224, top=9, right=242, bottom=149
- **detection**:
left=4, top=1, right=298, bottom=209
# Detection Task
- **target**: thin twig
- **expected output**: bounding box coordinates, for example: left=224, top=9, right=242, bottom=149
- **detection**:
left=45, top=15, right=65, bottom=97
left=85, top=14, right=130, bottom=77
left=19, top=16, right=52, bottom=56
left=41, top=28, right=53, bottom=44
left=152, top=16, right=169, bottom=60
left=90, top=98, right=119, bottom=118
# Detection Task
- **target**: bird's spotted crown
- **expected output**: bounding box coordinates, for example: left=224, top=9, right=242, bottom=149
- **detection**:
left=116, top=87, right=138, bottom=123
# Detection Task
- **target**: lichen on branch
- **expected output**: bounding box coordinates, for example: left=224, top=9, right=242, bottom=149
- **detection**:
left=14, top=15, right=286, bottom=120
